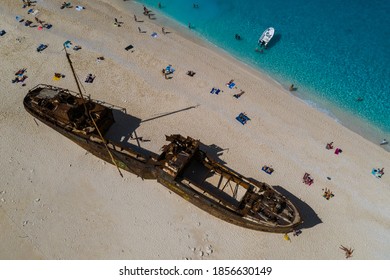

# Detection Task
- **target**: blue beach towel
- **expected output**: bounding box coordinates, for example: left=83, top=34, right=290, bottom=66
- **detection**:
left=228, top=82, right=235, bottom=89
left=236, top=113, right=250, bottom=125
left=210, top=88, right=220, bottom=94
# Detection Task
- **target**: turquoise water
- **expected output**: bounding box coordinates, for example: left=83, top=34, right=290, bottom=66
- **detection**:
left=135, top=0, right=390, bottom=136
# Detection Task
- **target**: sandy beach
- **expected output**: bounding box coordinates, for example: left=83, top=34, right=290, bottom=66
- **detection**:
left=0, top=0, right=389, bottom=260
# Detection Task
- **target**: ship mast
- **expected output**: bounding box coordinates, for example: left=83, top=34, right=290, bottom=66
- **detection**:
left=63, top=46, right=123, bottom=177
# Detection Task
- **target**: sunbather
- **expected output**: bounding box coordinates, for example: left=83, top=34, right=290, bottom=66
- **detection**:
left=61, top=2, right=72, bottom=9
left=262, top=165, right=274, bottom=174
left=323, top=188, right=334, bottom=200
left=234, top=90, right=245, bottom=99
left=85, top=74, right=95, bottom=83
left=15, top=69, right=26, bottom=76
left=303, top=173, right=314, bottom=185
left=326, top=142, right=334, bottom=149
left=12, top=75, right=28, bottom=83
left=37, top=44, right=48, bottom=52
left=293, top=229, right=302, bottom=236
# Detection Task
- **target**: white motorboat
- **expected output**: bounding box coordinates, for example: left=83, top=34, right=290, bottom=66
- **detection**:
left=258, top=27, right=275, bottom=47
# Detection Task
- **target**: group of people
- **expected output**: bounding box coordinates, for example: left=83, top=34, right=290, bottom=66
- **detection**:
left=162, top=65, right=175, bottom=79
left=143, top=5, right=153, bottom=18
left=303, top=172, right=314, bottom=186
left=85, top=73, right=96, bottom=83
left=323, top=188, right=334, bottom=200
left=12, top=68, right=28, bottom=85
left=326, top=141, right=343, bottom=155
left=372, top=167, right=385, bottom=178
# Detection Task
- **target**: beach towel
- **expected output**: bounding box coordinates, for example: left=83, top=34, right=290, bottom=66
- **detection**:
left=228, top=82, right=235, bottom=89
left=262, top=166, right=274, bottom=174
left=210, top=88, right=220, bottom=94
left=75, top=6, right=85, bottom=11
left=0, top=30, right=6, bottom=36
left=151, top=32, right=158, bottom=38
left=236, top=113, right=250, bottom=125
left=125, top=45, right=133, bottom=51
left=36, top=44, right=47, bottom=52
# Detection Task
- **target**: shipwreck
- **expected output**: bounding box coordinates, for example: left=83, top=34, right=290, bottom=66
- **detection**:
left=22, top=49, right=302, bottom=233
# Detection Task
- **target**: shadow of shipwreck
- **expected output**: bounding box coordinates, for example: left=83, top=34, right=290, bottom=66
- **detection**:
left=272, top=185, right=322, bottom=230
left=199, top=143, right=228, bottom=165
left=104, top=109, right=156, bottom=157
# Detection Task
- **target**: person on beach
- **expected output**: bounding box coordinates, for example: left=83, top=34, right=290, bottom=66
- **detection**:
left=143, top=6, right=150, bottom=15
left=326, top=142, right=334, bottom=149
left=138, top=27, right=142, bottom=33
left=255, top=47, right=263, bottom=53
left=162, top=27, right=166, bottom=34
left=188, top=22, right=191, bottom=29
left=134, top=15, right=137, bottom=21
left=289, top=84, right=295, bottom=91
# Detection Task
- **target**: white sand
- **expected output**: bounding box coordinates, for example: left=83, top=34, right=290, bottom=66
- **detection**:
left=0, top=0, right=389, bottom=260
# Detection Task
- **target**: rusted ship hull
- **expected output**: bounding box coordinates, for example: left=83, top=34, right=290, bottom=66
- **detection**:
left=154, top=135, right=302, bottom=233
left=24, top=84, right=302, bottom=233
left=23, top=85, right=156, bottom=179
left=157, top=174, right=299, bottom=233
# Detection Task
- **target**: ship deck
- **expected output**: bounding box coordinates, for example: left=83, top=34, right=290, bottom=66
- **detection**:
left=179, top=158, right=247, bottom=209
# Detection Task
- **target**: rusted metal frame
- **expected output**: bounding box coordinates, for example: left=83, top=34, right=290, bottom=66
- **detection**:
left=233, top=183, right=239, bottom=199
left=203, top=160, right=252, bottom=190
left=221, top=177, right=231, bottom=192
left=64, top=47, right=123, bottom=177
left=216, top=173, right=224, bottom=189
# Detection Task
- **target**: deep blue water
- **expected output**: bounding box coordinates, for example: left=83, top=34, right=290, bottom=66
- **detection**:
left=136, top=0, right=390, bottom=136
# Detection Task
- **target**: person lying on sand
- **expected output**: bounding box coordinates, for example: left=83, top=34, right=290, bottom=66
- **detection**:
left=326, top=142, right=334, bottom=149
left=186, top=70, right=196, bottom=77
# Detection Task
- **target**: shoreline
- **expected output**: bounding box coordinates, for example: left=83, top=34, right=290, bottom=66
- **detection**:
left=131, top=0, right=390, bottom=152
left=1, top=0, right=389, bottom=260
